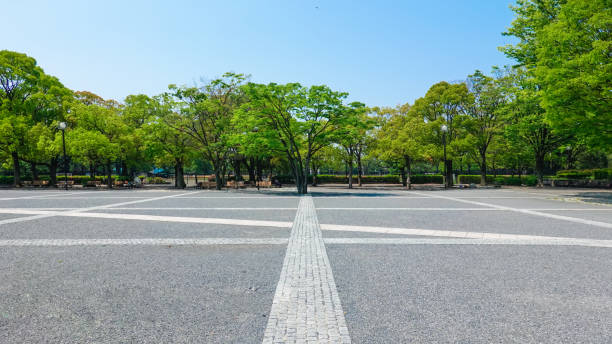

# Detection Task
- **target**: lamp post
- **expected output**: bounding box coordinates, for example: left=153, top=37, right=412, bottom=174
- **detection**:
left=441, top=124, right=448, bottom=189
left=252, top=127, right=260, bottom=190
left=58, top=121, right=68, bottom=190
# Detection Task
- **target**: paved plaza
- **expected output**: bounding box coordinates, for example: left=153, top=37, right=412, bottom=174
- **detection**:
left=0, top=187, right=611, bottom=343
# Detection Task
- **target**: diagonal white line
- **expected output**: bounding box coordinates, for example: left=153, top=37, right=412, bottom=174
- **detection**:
left=0, top=238, right=288, bottom=247
left=0, top=191, right=83, bottom=200
left=0, top=191, right=201, bottom=226
left=409, top=191, right=612, bottom=229
left=263, top=196, right=351, bottom=343
left=323, top=237, right=612, bottom=248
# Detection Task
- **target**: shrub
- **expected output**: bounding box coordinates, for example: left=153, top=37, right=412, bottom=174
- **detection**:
left=410, top=175, right=443, bottom=184
left=146, top=176, right=168, bottom=184
left=556, top=169, right=592, bottom=179
left=458, top=175, right=495, bottom=184
left=523, top=176, right=538, bottom=186
left=0, top=175, right=13, bottom=184
left=593, top=168, right=612, bottom=180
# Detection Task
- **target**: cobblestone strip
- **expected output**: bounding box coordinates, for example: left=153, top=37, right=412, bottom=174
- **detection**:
left=0, top=238, right=288, bottom=247
left=263, top=196, right=351, bottom=344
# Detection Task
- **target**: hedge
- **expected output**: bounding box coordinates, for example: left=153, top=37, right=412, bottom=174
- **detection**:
left=459, top=175, right=538, bottom=186
left=458, top=175, right=495, bottom=184
left=556, top=169, right=612, bottom=180
left=275, top=174, right=443, bottom=184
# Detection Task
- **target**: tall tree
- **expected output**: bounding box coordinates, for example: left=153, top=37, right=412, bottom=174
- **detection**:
left=0, top=50, right=43, bottom=186
left=242, top=83, right=350, bottom=194
left=413, top=82, right=470, bottom=187
left=464, top=69, right=507, bottom=185
left=170, top=73, right=247, bottom=190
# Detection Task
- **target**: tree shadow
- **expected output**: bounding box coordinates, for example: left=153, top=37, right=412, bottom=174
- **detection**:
left=572, top=192, right=612, bottom=205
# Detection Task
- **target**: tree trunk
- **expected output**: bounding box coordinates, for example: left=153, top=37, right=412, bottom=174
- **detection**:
left=214, top=165, right=223, bottom=190
left=49, top=158, right=58, bottom=187
left=480, top=154, right=487, bottom=186
left=405, top=156, right=412, bottom=189
left=302, top=157, right=310, bottom=194
left=177, top=162, right=186, bottom=189
left=445, top=160, right=453, bottom=187
left=312, top=162, right=318, bottom=187
left=90, top=163, right=96, bottom=178
left=535, top=153, right=545, bottom=187
left=106, top=161, right=113, bottom=188
left=30, top=162, right=38, bottom=181
left=348, top=158, right=354, bottom=189
left=400, top=166, right=407, bottom=187
left=12, top=151, right=21, bottom=187
left=247, top=158, right=256, bottom=183
left=357, top=153, right=363, bottom=187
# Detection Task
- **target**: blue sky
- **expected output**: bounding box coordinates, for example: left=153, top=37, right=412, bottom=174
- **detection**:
left=3, top=0, right=517, bottom=106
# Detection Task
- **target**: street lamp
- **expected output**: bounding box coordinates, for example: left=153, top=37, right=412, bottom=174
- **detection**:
left=441, top=124, right=449, bottom=189
left=252, top=127, right=260, bottom=190
left=58, top=121, right=68, bottom=190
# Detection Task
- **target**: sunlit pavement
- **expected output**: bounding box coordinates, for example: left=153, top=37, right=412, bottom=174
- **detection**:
left=0, top=187, right=611, bottom=343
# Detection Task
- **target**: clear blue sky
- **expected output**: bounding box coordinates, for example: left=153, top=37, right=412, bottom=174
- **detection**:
left=4, top=0, right=517, bottom=107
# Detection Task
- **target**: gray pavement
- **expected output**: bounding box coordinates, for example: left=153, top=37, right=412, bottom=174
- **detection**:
left=0, top=186, right=611, bottom=343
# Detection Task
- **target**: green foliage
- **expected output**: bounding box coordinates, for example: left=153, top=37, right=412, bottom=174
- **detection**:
left=556, top=169, right=612, bottom=180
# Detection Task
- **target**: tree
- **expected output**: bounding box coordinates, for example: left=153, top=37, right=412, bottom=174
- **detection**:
left=502, top=68, right=566, bottom=186
left=69, top=99, right=125, bottom=187
left=242, top=82, right=350, bottom=194
left=170, top=73, right=247, bottom=190
left=413, top=82, right=470, bottom=187
left=143, top=94, right=193, bottom=188
left=535, top=0, right=611, bottom=149
left=0, top=50, right=43, bottom=186
left=502, top=0, right=610, bottom=150
left=464, top=69, right=507, bottom=185
left=372, top=105, right=429, bottom=189
left=335, top=102, right=370, bottom=189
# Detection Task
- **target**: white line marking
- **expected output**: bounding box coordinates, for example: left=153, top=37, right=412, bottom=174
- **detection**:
left=3, top=207, right=610, bottom=212
left=0, top=191, right=201, bottom=226
left=409, top=191, right=612, bottom=229
left=319, top=223, right=612, bottom=243
left=263, top=196, right=351, bottom=343
left=316, top=207, right=612, bottom=211
left=0, top=238, right=288, bottom=246
left=0, top=191, right=83, bottom=200
left=323, top=238, right=612, bottom=248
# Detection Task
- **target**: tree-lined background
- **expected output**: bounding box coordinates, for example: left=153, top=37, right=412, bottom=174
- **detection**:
left=1, top=0, right=609, bottom=193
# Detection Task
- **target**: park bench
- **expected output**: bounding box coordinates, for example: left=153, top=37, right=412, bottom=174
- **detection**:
left=57, top=180, right=75, bottom=188
left=86, top=180, right=101, bottom=187
left=22, top=181, right=32, bottom=187
left=32, top=180, right=49, bottom=187
left=258, top=180, right=272, bottom=188
left=197, top=181, right=216, bottom=189
left=227, top=180, right=245, bottom=188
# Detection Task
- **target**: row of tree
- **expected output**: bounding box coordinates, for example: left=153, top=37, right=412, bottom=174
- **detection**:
left=1, top=0, right=609, bottom=193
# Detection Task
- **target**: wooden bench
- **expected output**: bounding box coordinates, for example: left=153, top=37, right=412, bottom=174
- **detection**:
left=197, top=181, right=216, bottom=189
left=57, top=180, right=75, bottom=188
left=227, top=180, right=245, bottom=188
left=258, top=180, right=272, bottom=188
left=32, top=180, right=49, bottom=187
left=86, top=180, right=101, bottom=187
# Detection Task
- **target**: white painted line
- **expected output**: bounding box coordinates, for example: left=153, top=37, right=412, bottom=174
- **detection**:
left=0, top=191, right=83, bottom=200
left=319, top=223, right=611, bottom=243
left=97, top=207, right=299, bottom=210
left=0, top=238, right=288, bottom=247
left=316, top=207, right=612, bottom=211
left=263, top=196, right=351, bottom=343
left=409, top=191, right=612, bottom=229
left=62, top=212, right=294, bottom=228
left=0, top=191, right=201, bottom=226
left=323, top=237, right=612, bottom=248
